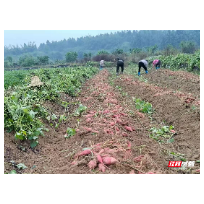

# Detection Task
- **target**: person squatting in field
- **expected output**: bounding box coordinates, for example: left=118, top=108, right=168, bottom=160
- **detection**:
left=138, top=59, right=148, bottom=76
left=116, top=58, right=124, bottom=75
left=100, top=60, right=105, bottom=70
left=153, top=59, right=161, bottom=70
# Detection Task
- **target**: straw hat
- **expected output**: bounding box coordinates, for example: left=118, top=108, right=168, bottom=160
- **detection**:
left=28, top=76, right=44, bottom=87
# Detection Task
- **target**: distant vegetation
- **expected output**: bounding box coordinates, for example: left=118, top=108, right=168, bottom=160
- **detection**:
left=4, top=30, right=199, bottom=61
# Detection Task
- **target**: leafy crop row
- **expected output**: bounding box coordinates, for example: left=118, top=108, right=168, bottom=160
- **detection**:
left=4, top=66, right=98, bottom=147
left=148, top=51, right=200, bottom=72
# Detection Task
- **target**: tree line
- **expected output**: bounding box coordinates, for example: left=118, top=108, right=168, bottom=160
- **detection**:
left=4, top=30, right=200, bottom=67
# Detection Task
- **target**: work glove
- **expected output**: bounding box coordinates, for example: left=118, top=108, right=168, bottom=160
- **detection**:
left=138, top=72, right=140, bottom=76
left=145, top=70, right=148, bottom=74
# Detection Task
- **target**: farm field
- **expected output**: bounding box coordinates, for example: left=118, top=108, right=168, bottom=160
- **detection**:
left=4, top=66, right=200, bottom=174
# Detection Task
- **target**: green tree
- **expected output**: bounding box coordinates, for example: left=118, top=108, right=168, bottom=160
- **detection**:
left=65, top=52, right=78, bottom=62
left=98, top=50, right=109, bottom=55
left=180, top=41, right=196, bottom=54
left=5, top=56, right=13, bottom=63
left=37, top=56, right=49, bottom=64
left=19, top=55, right=35, bottom=67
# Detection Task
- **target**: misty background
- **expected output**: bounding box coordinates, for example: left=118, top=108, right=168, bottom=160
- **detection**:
left=4, top=30, right=200, bottom=66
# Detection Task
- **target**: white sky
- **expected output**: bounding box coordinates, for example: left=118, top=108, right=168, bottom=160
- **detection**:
left=4, top=30, right=122, bottom=47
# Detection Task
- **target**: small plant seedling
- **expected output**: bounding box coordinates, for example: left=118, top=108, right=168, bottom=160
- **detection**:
left=65, top=127, right=76, bottom=139
left=16, top=163, right=27, bottom=170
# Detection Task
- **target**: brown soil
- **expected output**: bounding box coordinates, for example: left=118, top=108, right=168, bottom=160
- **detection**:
left=4, top=68, right=200, bottom=174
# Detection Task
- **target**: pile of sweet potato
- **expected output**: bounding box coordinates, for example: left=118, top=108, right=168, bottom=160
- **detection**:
left=71, top=139, right=132, bottom=172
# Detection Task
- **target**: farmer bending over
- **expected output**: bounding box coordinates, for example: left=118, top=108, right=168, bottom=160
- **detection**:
left=138, top=59, right=148, bottom=76
left=100, top=60, right=105, bottom=70
left=153, top=59, right=161, bottom=70
left=116, top=58, right=124, bottom=75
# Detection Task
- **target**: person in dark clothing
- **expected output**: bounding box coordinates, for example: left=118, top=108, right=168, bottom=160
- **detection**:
left=138, top=59, right=148, bottom=76
left=116, top=58, right=124, bottom=75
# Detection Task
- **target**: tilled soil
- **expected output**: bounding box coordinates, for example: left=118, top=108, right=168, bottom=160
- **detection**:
left=4, top=68, right=200, bottom=174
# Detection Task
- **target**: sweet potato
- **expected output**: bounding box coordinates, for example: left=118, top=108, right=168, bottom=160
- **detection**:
left=96, top=154, right=103, bottom=164
left=127, top=141, right=131, bottom=149
left=129, top=170, right=135, bottom=174
left=116, top=118, right=122, bottom=124
left=103, top=110, right=110, bottom=114
left=85, top=114, right=94, bottom=118
left=137, top=112, right=145, bottom=118
left=88, top=159, right=97, bottom=169
left=102, top=157, right=117, bottom=165
left=76, top=149, right=91, bottom=157
left=98, top=163, right=106, bottom=172
left=83, top=127, right=92, bottom=132
left=86, top=118, right=92, bottom=123
left=125, top=126, right=133, bottom=132
left=120, top=121, right=128, bottom=126
left=120, top=113, right=128, bottom=116
left=110, top=122, right=115, bottom=126
left=71, top=161, right=78, bottom=165
left=122, top=132, right=128, bottom=137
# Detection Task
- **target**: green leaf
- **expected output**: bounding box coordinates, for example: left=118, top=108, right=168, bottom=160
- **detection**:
left=167, top=138, right=174, bottom=143
left=9, top=170, right=17, bottom=174
left=32, top=136, right=38, bottom=140
left=51, top=114, right=57, bottom=120
left=30, top=140, right=38, bottom=148
left=16, top=163, right=27, bottom=170
left=66, top=127, right=76, bottom=137
left=15, top=132, right=24, bottom=140
left=82, top=147, right=91, bottom=151
left=136, top=104, right=141, bottom=110
left=22, top=108, right=29, bottom=114
left=162, top=126, right=169, bottom=133
left=29, top=110, right=37, bottom=119
left=169, top=125, right=174, bottom=130
left=46, top=116, right=50, bottom=121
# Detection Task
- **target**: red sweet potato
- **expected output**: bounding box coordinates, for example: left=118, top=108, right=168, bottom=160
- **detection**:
left=125, top=126, right=133, bottom=132
left=88, top=159, right=97, bottom=169
left=116, top=118, right=122, bottom=124
left=129, top=170, right=135, bottom=174
left=110, top=122, right=115, bottom=126
left=103, top=110, right=110, bottom=114
left=102, top=157, right=117, bottom=165
left=76, top=149, right=91, bottom=157
left=98, top=163, right=106, bottom=172
left=83, top=127, right=92, bottom=132
left=122, top=132, right=128, bottom=137
left=96, top=154, right=103, bottom=164
left=85, top=114, right=94, bottom=118
left=86, top=118, right=92, bottom=123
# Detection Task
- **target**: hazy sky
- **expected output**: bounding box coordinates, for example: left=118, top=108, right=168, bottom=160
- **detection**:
left=4, top=30, right=122, bottom=47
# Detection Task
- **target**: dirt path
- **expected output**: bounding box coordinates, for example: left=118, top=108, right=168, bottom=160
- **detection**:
left=4, top=68, right=200, bottom=174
